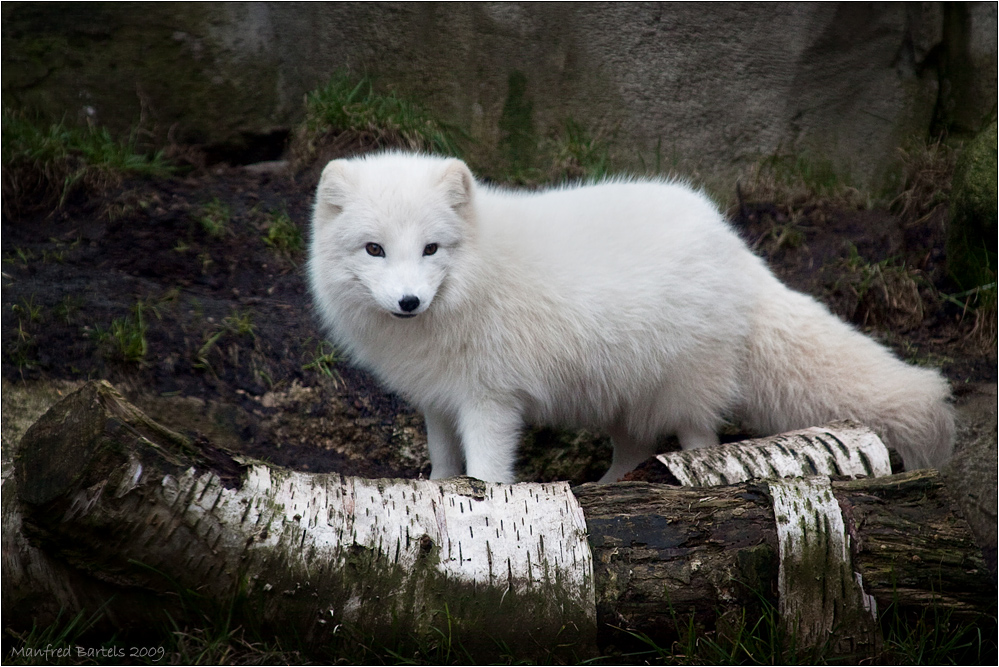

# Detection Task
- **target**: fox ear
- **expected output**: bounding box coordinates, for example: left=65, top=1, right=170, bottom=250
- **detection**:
left=314, top=160, right=354, bottom=219
left=437, top=159, right=475, bottom=214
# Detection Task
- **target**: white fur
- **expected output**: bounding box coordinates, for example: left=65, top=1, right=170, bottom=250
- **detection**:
left=308, top=152, right=954, bottom=483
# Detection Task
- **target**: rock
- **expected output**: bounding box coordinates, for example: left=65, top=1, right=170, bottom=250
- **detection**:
left=937, top=3, right=999, bottom=137
left=3, top=4, right=996, bottom=188
left=942, top=382, right=998, bottom=576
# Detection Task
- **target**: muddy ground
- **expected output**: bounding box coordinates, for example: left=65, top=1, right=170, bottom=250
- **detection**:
left=2, top=159, right=995, bottom=485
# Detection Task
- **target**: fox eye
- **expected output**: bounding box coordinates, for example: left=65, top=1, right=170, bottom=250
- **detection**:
left=423, top=243, right=438, bottom=256
left=365, top=243, right=385, bottom=257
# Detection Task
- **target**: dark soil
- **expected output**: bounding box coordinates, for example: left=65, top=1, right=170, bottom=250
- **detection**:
left=3, top=161, right=995, bottom=483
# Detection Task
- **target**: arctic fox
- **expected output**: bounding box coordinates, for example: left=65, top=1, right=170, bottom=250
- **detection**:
left=308, top=152, right=954, bottom=483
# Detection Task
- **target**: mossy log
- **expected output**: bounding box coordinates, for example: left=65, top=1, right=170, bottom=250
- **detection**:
left=578, top=471, right=994, bottom=656
left=6, top=381, right=995, bottom=659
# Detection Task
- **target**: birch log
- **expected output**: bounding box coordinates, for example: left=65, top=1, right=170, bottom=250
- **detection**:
left=7, top=381, right=995, bottom=659
left=653, top=422, right=892, bottom=485
left=10, top=381, right=594, bottom=660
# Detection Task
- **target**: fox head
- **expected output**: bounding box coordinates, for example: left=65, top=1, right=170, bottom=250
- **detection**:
left=309, top=153, right=476, bottom=322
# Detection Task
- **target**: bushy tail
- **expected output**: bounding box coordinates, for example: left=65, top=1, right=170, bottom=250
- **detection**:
left=739, top=284, right=954, bottom=469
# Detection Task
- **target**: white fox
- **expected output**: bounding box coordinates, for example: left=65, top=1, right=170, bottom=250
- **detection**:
left=307, top=152, right=954, bottom=483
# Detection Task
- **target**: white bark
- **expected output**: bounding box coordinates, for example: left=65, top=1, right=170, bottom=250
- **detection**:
left=769, top=476, right=879, bottom=652
left=157, top=464, right=595, bottom=626
left=656, top=420, right=891, bottom=486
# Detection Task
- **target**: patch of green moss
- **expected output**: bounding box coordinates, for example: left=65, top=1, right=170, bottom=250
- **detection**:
left=2, top=3, right=282, bottom=154
left=947, top=120, right=998, bottom=291
left=497, top=71, right=537, bottom=178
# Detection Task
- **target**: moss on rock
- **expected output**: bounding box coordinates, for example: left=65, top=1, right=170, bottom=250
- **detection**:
left=947, top=120, right=998, bottom=291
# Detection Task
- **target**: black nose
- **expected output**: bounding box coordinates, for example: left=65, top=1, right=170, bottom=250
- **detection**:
left=398, top=295, right=420, bottom=312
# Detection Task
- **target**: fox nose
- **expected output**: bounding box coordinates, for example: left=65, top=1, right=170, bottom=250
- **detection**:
left=398, top=295, right=421, bottom=313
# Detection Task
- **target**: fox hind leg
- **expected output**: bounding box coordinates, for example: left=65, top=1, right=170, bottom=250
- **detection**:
left=600, top=421, right=658, bottom=483
left=677, top=426, right=720, bottom=451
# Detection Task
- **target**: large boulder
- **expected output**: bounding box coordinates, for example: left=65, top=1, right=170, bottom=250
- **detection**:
left=2, top=3, right=996, bottom=188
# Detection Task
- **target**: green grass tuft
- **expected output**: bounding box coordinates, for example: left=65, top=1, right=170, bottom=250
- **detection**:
left=889, top=138, right=956, bottom=224
left=735, top=149, right=868, bottom=218
left=1, top=110, right=172, bottom=218
left=547, top=119, right=612, bottom=184
left=191, top=308, right=258, bottom=375
left=489, top=117, right=615, bottom=187
left=880, top=599, right=996, bottom=666
left=832, top=244, right=927, bottom=333
left=261, top=210, right=304, bottom=258
left=4, top=608, right=110, bottom=666
left=301, top=339, right=343, bottom=387
left=109, top=303, right=149, bottom=364
left=12, top=295, right=43, bottom=324
left=197, top=198, right=231, bottom=238
left=290, top=71, right=464, bottom=170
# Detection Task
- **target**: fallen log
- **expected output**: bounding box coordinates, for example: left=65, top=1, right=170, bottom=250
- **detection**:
left=6, top=381, right=995, bottom=660
left=7, top=381, right=595, bottom=661
left=579, top=471, right=994, bottom=656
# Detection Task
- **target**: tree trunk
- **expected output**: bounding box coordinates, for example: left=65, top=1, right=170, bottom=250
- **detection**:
left=6, top=381, right=995, bottom=660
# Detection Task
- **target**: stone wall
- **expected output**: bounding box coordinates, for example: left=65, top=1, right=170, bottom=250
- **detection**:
left=3, top=2, right=995, bottom=188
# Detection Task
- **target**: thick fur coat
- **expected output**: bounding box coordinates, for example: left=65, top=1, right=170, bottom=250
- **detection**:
left=308, top=152, right=954, bottom=483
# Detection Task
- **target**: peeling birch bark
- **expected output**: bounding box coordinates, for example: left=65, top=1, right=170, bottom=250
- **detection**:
left=768, top=476, right=879, bottom=653
left=153, top=466, right=594, bottom=630
left=656, top=422, right=892, bottom=486
left=2, top=466, right=161, bottom=634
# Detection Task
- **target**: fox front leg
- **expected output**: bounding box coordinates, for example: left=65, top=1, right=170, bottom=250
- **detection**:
left=424, top=408, right=464, bottom=479
left=455, top=400, right=523, bottom=483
